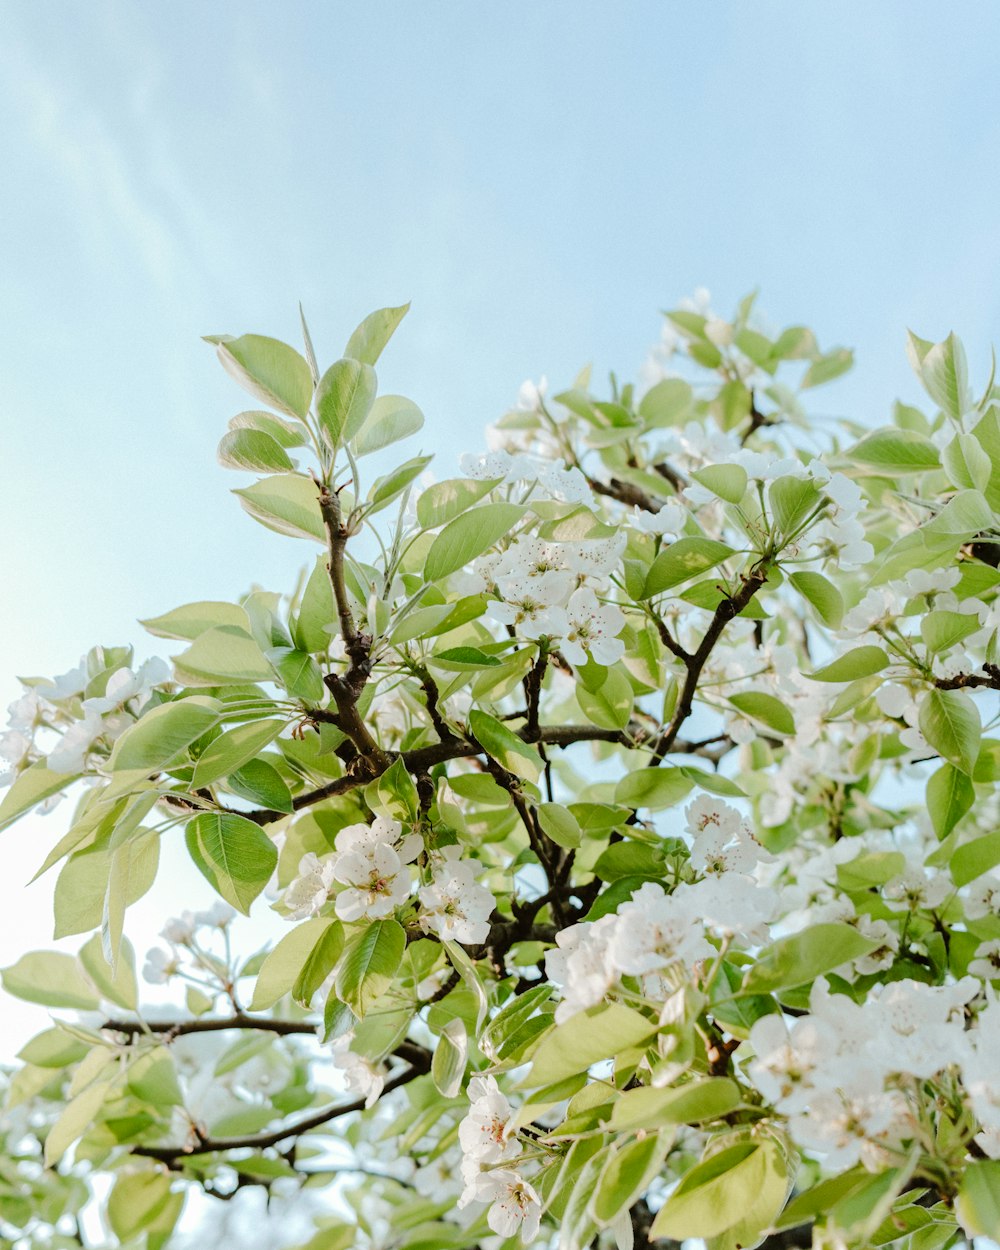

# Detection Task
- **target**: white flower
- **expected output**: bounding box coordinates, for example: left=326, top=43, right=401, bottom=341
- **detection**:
left=635, top=500, right=687, bottom=537
left=537, top=463, right=593, bottom=506
left=473, top=1169, right=541, bottom=1242
left=161, top=912, right=198, bottom=945
left=458, top=1075, right=520, bottom=1166
left=194, top=901, right=236, bottom=929
left=142, top=947, right=178, bottom=984
left=514, top=377, right=547, bottom=414
left=284, top=853, right=337, bottom=921
left=966, top=873, right=1000, bottom=920
left=36, top=660, right=88, bottom=702
left=419, top=858, right=495, bottom=945
left=852, top=916, right=898, bottom=975
left=333, top=842, right=411, bottom=921
left=46, top=711, right=104, bottom=773
left=559, top=587, right=625, bottom=667
left=329, top=1035, right=385, bottom=1108
left=608, top=882, right=712, bottom=977
left=545, top=915, right=618, bottom=1023
left=460, top=450, right=513, bottom=481
left=969, top=939, right=1000, bottom=981
left=335, top=816, right=422, bottom=865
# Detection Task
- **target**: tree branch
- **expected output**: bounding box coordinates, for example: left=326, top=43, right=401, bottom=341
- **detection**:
left=935, top=663, right=1000, bottom=691
left=132, top=1055, right=429, bottom=1164
left=650, top=562, right=770, bottom=762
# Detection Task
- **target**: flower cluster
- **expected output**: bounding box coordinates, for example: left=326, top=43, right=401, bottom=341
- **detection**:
left=470, top=532, right=627, bottom=667
left=282, top=819, right=497, bottom=944
left=547, top=798, right=776, bottom=1023
left=456, top=1075, right=541, bottom=1242
left=0, top=651, right=170, bottom=789
left=745, top=975, right=981, bottom=1169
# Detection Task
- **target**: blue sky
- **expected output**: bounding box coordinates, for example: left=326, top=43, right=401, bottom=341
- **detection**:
left=3, top=0, right=1000, bottom=1042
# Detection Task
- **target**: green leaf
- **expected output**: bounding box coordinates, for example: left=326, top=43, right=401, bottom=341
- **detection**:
left=951, top=832, right=1000, bottom=887
left=431, top=1018, right=467, bottom=1099
left=108, top=1171, right=173, bottom=1240
left=430, top=645, right=503, bottom=671
left=649, top=1141, right=768, bottom=1239
left=44, top=1080, right=110, bottom=1166
left=643, top=538, right=734, bottom=598
left=184, top=813, right=277, bottom=915
left=367, top=453, right=433, bottom=511
left=919, top=688, right=981, bottom=775
left=217, top=428, right=294, bottom=473
left=920, top=610, right=981, bottom=653
left=192, top=719, right=284, bottom=787
left=691, top=464, right=748, bottom=504
left=228, top=408, right=307, bottom=448
left=1, top=951, right=100, bottom=1010
left=352, top=394, right=424, bottom=456
left=292, top=920, right=345, bottom=1007
left=610, top=1078, right=740, bottom=1132
left=525, top=1003, right=658, bottom=1087
left=228, top=759, right=293, bottom=812
left=251, top=918, right=336, bottom=1011
left=469, top=709, right=542, bottom=782
left=910, top=331, right=969, bottom=420
left=269, top=647, right=326, bottom=701
left=140, top=600, right=250, bottom=642
left=344, top=302, right=410, bottom=366
left=17, top=1028, right=89, bottom=1069
left=591, top=1133, right=672, bottom=1227
left=943, top=431, right=991, bottom=492
left=335, top=919, right=406, bottom=1018
left=424, top=503, right=526, bottom=581
left=728, top=691, right=795, bottom=735
left=0, top=761, right=75, bottom=832
left=128, top=1046, right=183, bottom=1106
left=850, top=428, right=941, bottom=473
left=788, top=571, right=844, bottom=628
left=577, top=666, right=634, bottom=730
left=614, top=767, right=693, bottom=811
left=292, top=556, right=336, bottom=652
left=801, top=347, right=853, bottom=389
left=416, top=477, right=499, bottom=529
left=639, top=377, right=694, bottom=427
left=927, top=762, right=975, bottom=840
left=111, top=699, right=219, bottom=772
left=956, top=1160, right=1000, bottom=1237
left=924, top=488, right=992, bottom=538
left=536, top=803, right=582, bottom=849
left=741, top=923, right=878, bottom=995
left=316, top=358, right=377, bottom=450
left=81, top=933, right=139, bottom=1011
left=374, top=756, right=420, bottom=823
left=768, top=476, right=822, bottom=537
left=212, top=334, right=313, bottom=420
left=807, top=646, right=889, bottom=682
left=175, top=627, right=273, bottom=684
left=234, top=473, right=326, bottom=542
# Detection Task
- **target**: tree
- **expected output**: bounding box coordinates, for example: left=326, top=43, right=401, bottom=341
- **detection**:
left=0, top=291, right=998, bottom=1250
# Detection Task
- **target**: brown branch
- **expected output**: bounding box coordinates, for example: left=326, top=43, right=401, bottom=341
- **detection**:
left=316, top=481, right=388, bottom=764
left=652, top=460, right=688, bottom=492
left=935, top=663, right=1000, bottom=691
left=586, top=474, right=662, bottom=514
left=132, top=1055, right=430, bottom=1164
left=650, top=562, right=770, bottom=762
left=245, top=723, right=638, bottom=823
left=102, top=1013, right=318, bottom=1041
left=523, top=649, right=548, bottom=743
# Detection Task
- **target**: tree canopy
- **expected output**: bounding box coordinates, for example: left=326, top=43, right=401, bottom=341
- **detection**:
left=2, top=293, right=1000, bottom=1249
